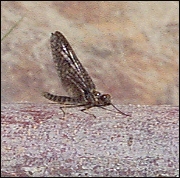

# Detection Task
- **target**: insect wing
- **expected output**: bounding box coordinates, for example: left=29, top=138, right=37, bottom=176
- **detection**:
left=50, top=31, right=95, bottom=98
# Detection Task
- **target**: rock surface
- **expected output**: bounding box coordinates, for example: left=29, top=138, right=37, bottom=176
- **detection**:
left=1, top=103, right=179, bottom=177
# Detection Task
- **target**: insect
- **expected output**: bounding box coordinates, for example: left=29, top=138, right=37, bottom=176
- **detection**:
left=43, top=31, right=130, bottom=117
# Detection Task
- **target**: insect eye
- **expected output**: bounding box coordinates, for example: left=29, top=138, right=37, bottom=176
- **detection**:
left=101, top=94, right=111, bottom=103
left=93, top=90, right=101, bottom=96
left=96, top=92, right=101, bottom=96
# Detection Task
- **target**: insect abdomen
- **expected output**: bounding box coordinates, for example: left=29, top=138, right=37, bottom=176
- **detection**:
left=43, top=92, right=79, bottom=104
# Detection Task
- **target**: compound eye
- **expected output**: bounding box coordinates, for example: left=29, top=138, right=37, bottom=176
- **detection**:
left=101, top=94, right=111, bottom=104
left=103, top=94, right=110, bottom=99
left=93, top=90, right=101, bottom=96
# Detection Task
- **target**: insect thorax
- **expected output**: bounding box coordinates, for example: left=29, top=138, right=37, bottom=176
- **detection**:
left=85, top=89, right=111, bottom=106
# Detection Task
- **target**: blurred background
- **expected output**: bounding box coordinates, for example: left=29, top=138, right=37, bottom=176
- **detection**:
left=1, top=1, right=179, bottom=105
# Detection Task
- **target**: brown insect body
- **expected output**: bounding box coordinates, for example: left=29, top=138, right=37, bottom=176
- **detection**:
left=43, top=31, right=130, bottom=116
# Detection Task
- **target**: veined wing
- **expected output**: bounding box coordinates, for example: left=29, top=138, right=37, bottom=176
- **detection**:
left=50, top=31, right=95, bottom=97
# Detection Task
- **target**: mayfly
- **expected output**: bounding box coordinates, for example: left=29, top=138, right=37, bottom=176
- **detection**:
left=43, top=31, right=130, bottom=117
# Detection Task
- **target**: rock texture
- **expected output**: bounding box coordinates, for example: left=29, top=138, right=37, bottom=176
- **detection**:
left=1, top=103, right=179, bottom=177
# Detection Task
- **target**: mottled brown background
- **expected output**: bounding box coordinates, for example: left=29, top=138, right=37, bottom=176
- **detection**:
left=1, top=1, right=179, bottom=105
